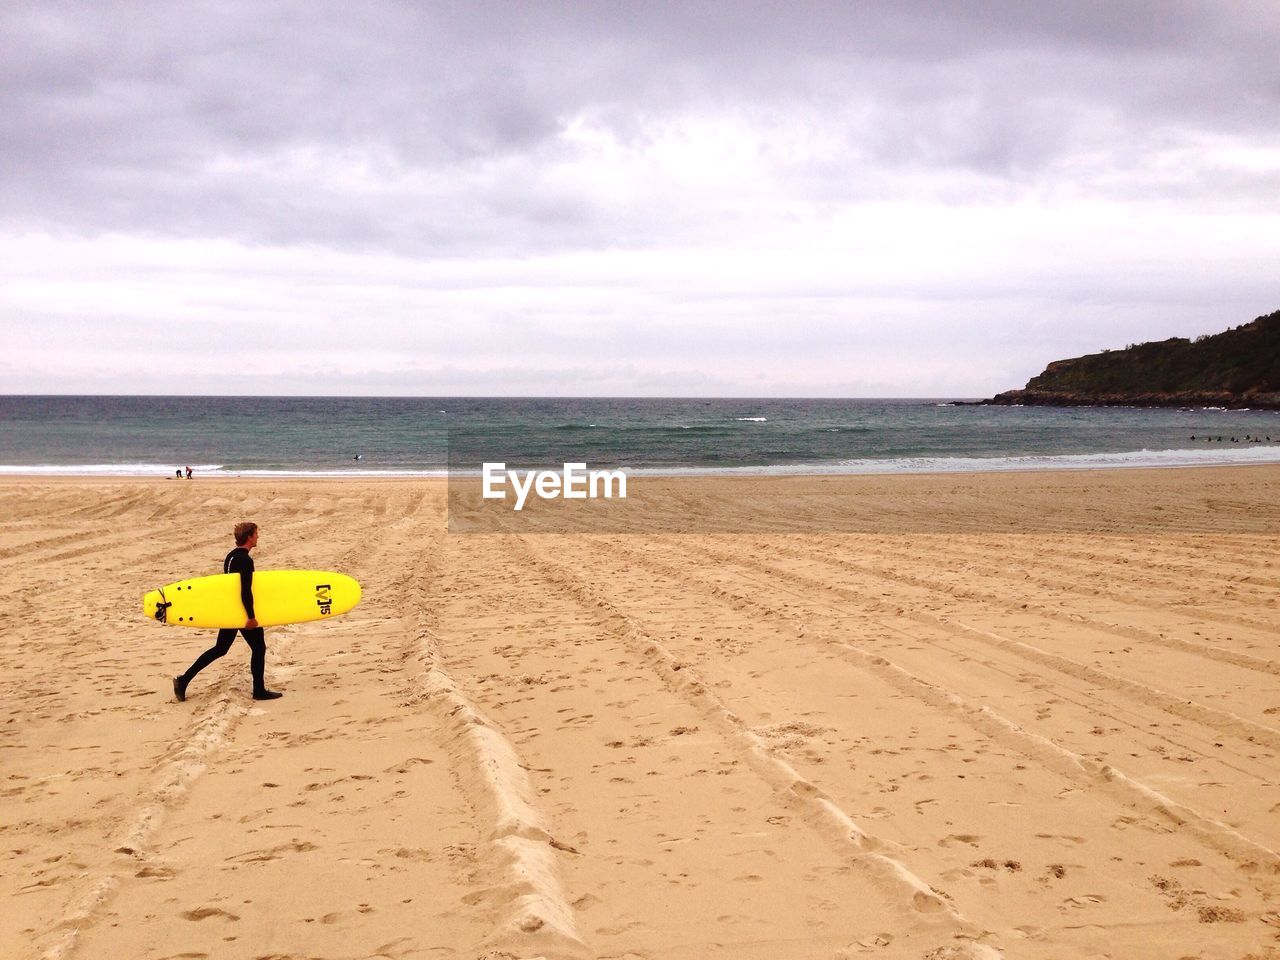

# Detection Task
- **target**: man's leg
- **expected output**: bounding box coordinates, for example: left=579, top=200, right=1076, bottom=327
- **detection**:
left=174, top=629, right=236, bottom=701
left=243, top=628, right=281, bottom=700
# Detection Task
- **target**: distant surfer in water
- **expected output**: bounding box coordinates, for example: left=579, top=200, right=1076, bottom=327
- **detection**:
left=173, top=521, right=283, bottom=702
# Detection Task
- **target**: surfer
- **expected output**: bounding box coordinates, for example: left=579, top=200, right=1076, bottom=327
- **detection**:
left=173, top=522, right=283, bottom=702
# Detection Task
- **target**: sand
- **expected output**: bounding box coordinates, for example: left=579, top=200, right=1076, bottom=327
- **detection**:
left=2, top=467, right=1278, bottom=960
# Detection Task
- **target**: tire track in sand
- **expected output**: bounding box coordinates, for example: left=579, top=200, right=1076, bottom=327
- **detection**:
left=968, top=533, right=1280, bottom=592
left=400, top=537, right=588, bottom=960
left=510, top=535, right=1003, bottom=960
left=32, top=496, right=397, bottom=960
left=597, top=537, right=1280, bottom=878
left=753, top=535, right=1280, bottom=680
left=846, top=535, right=1280, bottom=644
left=737, top=538, right=1280, bottom=747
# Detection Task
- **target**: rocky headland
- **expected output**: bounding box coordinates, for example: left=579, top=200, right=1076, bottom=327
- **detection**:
left=981, top=309, right=1280, bottom=409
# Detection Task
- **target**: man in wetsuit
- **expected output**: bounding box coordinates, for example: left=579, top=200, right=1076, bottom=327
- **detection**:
left=173, top=522, right=283, bottom=702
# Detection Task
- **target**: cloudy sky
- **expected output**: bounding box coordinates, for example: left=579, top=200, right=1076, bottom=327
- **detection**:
left=3, top=1, right=1278, bottom=396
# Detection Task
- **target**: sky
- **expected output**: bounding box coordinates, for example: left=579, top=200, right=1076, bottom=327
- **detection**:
left=2, top=1, right=1278, bottom=397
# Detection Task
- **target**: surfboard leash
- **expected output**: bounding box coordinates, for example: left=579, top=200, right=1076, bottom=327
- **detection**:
left=153, top=588, right=171, bottom=623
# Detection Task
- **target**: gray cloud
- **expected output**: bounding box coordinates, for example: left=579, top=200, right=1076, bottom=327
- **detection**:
left=3, top=1, right=1278, bottom=254
left=2, top=1, right=1279, bottom=395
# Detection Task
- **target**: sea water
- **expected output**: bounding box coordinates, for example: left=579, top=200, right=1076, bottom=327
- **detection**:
left=1, top=395, right=1279, bottom=476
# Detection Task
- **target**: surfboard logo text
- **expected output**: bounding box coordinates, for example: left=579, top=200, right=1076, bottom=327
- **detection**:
left=482, top=462, right=627, bottom=511
left=316, top=584, right=332, bottom=615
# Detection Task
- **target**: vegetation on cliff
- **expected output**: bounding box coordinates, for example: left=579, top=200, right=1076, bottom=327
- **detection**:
left=984, top=310, right=1280, bottom=409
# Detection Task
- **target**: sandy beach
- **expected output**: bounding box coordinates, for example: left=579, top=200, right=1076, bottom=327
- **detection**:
left=3, top=467, right=1279, bottom=960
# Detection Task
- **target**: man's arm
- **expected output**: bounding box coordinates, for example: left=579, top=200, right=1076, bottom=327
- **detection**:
left=231, top=553, right=257, bottom=627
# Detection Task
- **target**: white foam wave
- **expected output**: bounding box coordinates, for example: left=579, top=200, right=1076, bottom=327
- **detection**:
left=4, top=446, right=1280, bottom=479
left=628, top=445, right=1280, bottom=477
left=224, top=468, right=450, bottom=478
left=0, top=463, right=226, bottom=476
left=0, top=463, right=448, bottom=478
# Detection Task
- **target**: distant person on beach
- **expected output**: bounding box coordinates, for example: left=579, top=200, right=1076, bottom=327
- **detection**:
left=173, top=522, right=283, bottom=702
left=174, top=469, right=182, bottom=478
left=185, top=466, right=193, bottom=479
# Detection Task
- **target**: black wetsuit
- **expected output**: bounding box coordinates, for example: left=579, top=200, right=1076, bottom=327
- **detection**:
left=178, top=546, right=268, bottom=694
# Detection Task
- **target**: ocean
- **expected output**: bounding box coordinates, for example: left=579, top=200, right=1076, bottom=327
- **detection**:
left=2, top=395, right=1279, bottom=476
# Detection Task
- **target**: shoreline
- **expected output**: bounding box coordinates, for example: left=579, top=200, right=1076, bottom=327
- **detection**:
left=4, top=443, right=1280, bottom=480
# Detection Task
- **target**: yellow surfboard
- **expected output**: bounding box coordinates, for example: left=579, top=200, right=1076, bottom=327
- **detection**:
left=143, top=570, right=361, bottom=629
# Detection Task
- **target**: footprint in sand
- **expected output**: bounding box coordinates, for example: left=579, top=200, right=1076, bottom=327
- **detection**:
left=854, top=932, right=894, bottom=948
left=1062, top=894, right=1106, bottom=908
left=227, top=840, right=318, bottom=863
left=1035, top=833, right=1086, bottom=846
left=970, top=858, right=1022, bottom=872
left=180, top=906, right=239, bottom=922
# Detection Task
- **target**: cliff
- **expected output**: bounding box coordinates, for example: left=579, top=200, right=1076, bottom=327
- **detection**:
left=983, top=310, right=1280, bottom=409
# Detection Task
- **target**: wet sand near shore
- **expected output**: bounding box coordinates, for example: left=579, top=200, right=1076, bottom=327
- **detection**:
left=2, top=468, right=1278, bottom=959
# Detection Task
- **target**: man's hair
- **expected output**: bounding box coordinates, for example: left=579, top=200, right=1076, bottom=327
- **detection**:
left=233, top=521, right=258, bottom=545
